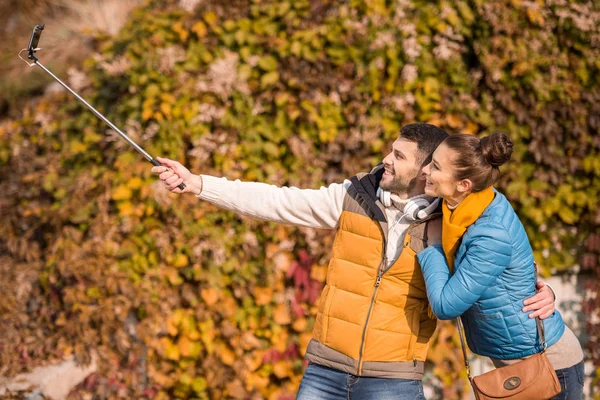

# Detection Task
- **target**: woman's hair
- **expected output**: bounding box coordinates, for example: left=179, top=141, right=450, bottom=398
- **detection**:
left=443, top=132, right=514, bottom=192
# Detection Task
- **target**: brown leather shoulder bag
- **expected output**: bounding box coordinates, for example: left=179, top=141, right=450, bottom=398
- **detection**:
left=457, top=314, right=561, bottom=400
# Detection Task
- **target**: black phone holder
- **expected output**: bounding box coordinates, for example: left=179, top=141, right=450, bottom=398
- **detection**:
left=27, top=24, right=44, bottom=62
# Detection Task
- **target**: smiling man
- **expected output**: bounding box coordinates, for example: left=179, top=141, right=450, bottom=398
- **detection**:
left=152, top=123, right=556, bottom=399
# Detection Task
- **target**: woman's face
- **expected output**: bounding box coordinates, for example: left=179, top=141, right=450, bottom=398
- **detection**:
left=422, top=143, right=468, bottom=200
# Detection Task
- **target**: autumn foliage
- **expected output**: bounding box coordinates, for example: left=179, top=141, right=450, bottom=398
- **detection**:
left=0, top=0, right=598, bottom=398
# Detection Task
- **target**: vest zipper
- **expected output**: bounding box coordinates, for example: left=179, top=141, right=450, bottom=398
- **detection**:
left=355, top=211, right=439, bottom=375
left=356, top=255, right=386, bottom=375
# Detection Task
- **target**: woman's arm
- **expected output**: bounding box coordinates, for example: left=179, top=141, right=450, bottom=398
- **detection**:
left=417, top=223, right=512, bottom=320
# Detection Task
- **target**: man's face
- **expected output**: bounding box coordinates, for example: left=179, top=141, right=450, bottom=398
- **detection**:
left=379, top=138, right=423, bottom=196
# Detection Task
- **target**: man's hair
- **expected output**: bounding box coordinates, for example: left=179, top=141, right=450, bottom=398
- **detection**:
left=400, top=123, right=449, bottom=166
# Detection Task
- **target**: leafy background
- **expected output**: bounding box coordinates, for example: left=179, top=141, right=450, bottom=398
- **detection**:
left=0, top=0, right=598, bottom=398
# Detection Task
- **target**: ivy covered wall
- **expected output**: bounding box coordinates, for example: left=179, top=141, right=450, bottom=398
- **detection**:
left=0, top=0, right=598, bottom=398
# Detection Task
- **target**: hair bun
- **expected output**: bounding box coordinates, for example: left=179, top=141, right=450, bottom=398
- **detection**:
left=480, top=132, right=513, bottom=167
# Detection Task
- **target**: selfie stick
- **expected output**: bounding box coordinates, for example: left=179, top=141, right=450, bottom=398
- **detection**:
left=18, top=24, right=186, bottom=190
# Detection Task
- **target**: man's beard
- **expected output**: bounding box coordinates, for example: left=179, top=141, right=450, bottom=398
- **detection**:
left=380, top=172, right=419, bottom=196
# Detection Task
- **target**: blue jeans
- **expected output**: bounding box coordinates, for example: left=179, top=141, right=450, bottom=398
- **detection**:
left=551, top=361, right=585, bottom=400
left=297, top=362, right=426, bottom=400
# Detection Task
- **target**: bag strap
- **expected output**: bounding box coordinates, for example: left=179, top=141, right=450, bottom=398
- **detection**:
left=456, top=262, right=548, bottom=380
left=533, top=262, right=548, bottom=351
left=456, top=316, right=473, bottom=380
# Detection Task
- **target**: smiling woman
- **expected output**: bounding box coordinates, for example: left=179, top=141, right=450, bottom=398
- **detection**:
left=418, top=133, right=585, bottom=400
left=422, top=133, right=513, bottom=206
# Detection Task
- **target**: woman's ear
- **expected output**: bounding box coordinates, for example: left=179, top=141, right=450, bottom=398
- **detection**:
left=456, top=179, right=473, bottom=194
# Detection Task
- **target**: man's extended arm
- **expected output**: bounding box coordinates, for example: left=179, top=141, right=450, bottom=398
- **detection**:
left=151, top=157, right=350, bottom=230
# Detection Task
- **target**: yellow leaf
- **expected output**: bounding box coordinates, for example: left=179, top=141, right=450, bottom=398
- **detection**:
left=178, top=336, right=202, bottom=358
left=273, top=303, right=291, bottom=325
left=187, top=329, right=201, bottom=341
left=55, top=313, right=66, bottom=326
left=299, top=332, right=312, bottom=356
left=218, top=296, right=237, bottom=317
left=426, top=115, right=444, bottom=127
left=171, top=309, right=186, bottom=326
left=261, top=71, right=280, bottom=88
left=446, top=114, right=463, bottom=129
left=161, top=93, right=176, bottom=103
left=160, top=102, right=172, bottom=117
left=244, top=350, right=265, bottom=372
left=273, top=360, right=293, bottom=379
left=226, top=380, right=247, bottom=399
left=128, top=177, right=143, bottom=190
left=167, top=318, right=178, bottom=336
left=180, top=314, right=196, bottom=334
left=253, top=286, right=273, bottom=305
left=192, top=21, right=207, bottom=37
left=240, top=331, right=261, bottom=350
left=165, top=267, right=183, bottom=285
left=161, top=337, right=180, bottom=360
left=173, top=22, right=189, bottom=42
left=310, top=265, right=327, bottom=282
left=526, top=7, right=544, bottom=25
left=151, top=372, right=174, bottom=387
left=201, top=288, right=220, bottom=306
left=271, top=329, right=289, bottom=352
left=246, top=373, right=269, bottom=390
left=142, top=108, right=154, bottom=121
left=203, top=11, right=218, bottom=26
left=117, top=201, right=134, bottom=216
left=463, top=121, right=479, bottom=135
left=70, top=140, right=87, bottom=154
left=192, top=377, right=207, bottom=394
left=173, top=253, right=189, bottom=268
left=112, top=185, right=132, bottom=200
left=217, top=343, right=236, bottom=366
left=292, top=318, right=307, bottom=332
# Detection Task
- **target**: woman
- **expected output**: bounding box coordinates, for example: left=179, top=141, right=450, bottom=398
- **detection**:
left=418, top=132, right=584, bottom=399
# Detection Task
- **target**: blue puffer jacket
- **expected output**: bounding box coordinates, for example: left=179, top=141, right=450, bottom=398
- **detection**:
left=417, top=190, right=565, bottom=359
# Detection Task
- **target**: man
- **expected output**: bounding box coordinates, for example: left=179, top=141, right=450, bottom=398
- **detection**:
left=152, top=123, right=555, bottom=399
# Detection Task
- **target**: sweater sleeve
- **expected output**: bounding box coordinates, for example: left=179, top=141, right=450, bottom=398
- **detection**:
left=417, top=223, right=513, bottom=320
left=196, top=175, right=350, bottom=230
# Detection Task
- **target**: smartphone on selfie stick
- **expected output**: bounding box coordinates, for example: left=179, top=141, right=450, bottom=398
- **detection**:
left=19, top=24, right=186, bottom=190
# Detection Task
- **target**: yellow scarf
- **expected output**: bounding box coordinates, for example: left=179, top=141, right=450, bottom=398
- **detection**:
left=442, top=186, right=495, bottom=273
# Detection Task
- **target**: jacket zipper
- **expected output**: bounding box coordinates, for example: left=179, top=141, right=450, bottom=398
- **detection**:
left=356, top=249, right=386, bottom=375
left=355, top=214, right=440, bottom=375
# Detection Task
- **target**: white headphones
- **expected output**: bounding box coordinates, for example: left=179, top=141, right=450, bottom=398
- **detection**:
left=377, top=188, right=440, bottom=221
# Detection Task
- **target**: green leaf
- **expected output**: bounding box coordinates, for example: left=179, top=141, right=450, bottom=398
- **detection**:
left=260, top=71, right=280, bottom=88
left=257, top=55, right=278, bottom=71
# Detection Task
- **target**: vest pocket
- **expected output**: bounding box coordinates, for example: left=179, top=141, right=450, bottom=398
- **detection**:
left=317, top=284, right=330, bottom=313
left=322, top=285, right=336, bottom=344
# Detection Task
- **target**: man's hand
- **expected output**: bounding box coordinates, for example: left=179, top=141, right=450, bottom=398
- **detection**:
left=426, top=219, right=442, bottom=246
left=151, top=157, right=203, bottom=195
left=522, top=281, right=556, bottom=319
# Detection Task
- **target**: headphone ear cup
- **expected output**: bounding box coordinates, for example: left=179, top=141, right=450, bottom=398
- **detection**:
left=404, top=198, right=431, bottom=220
left=377, top=188, right=392, bottom=207
left=417, top=198, right=441, bottom=219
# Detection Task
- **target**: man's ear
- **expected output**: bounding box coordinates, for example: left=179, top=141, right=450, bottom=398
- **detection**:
left=456, top=179, right=473, bottom=194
